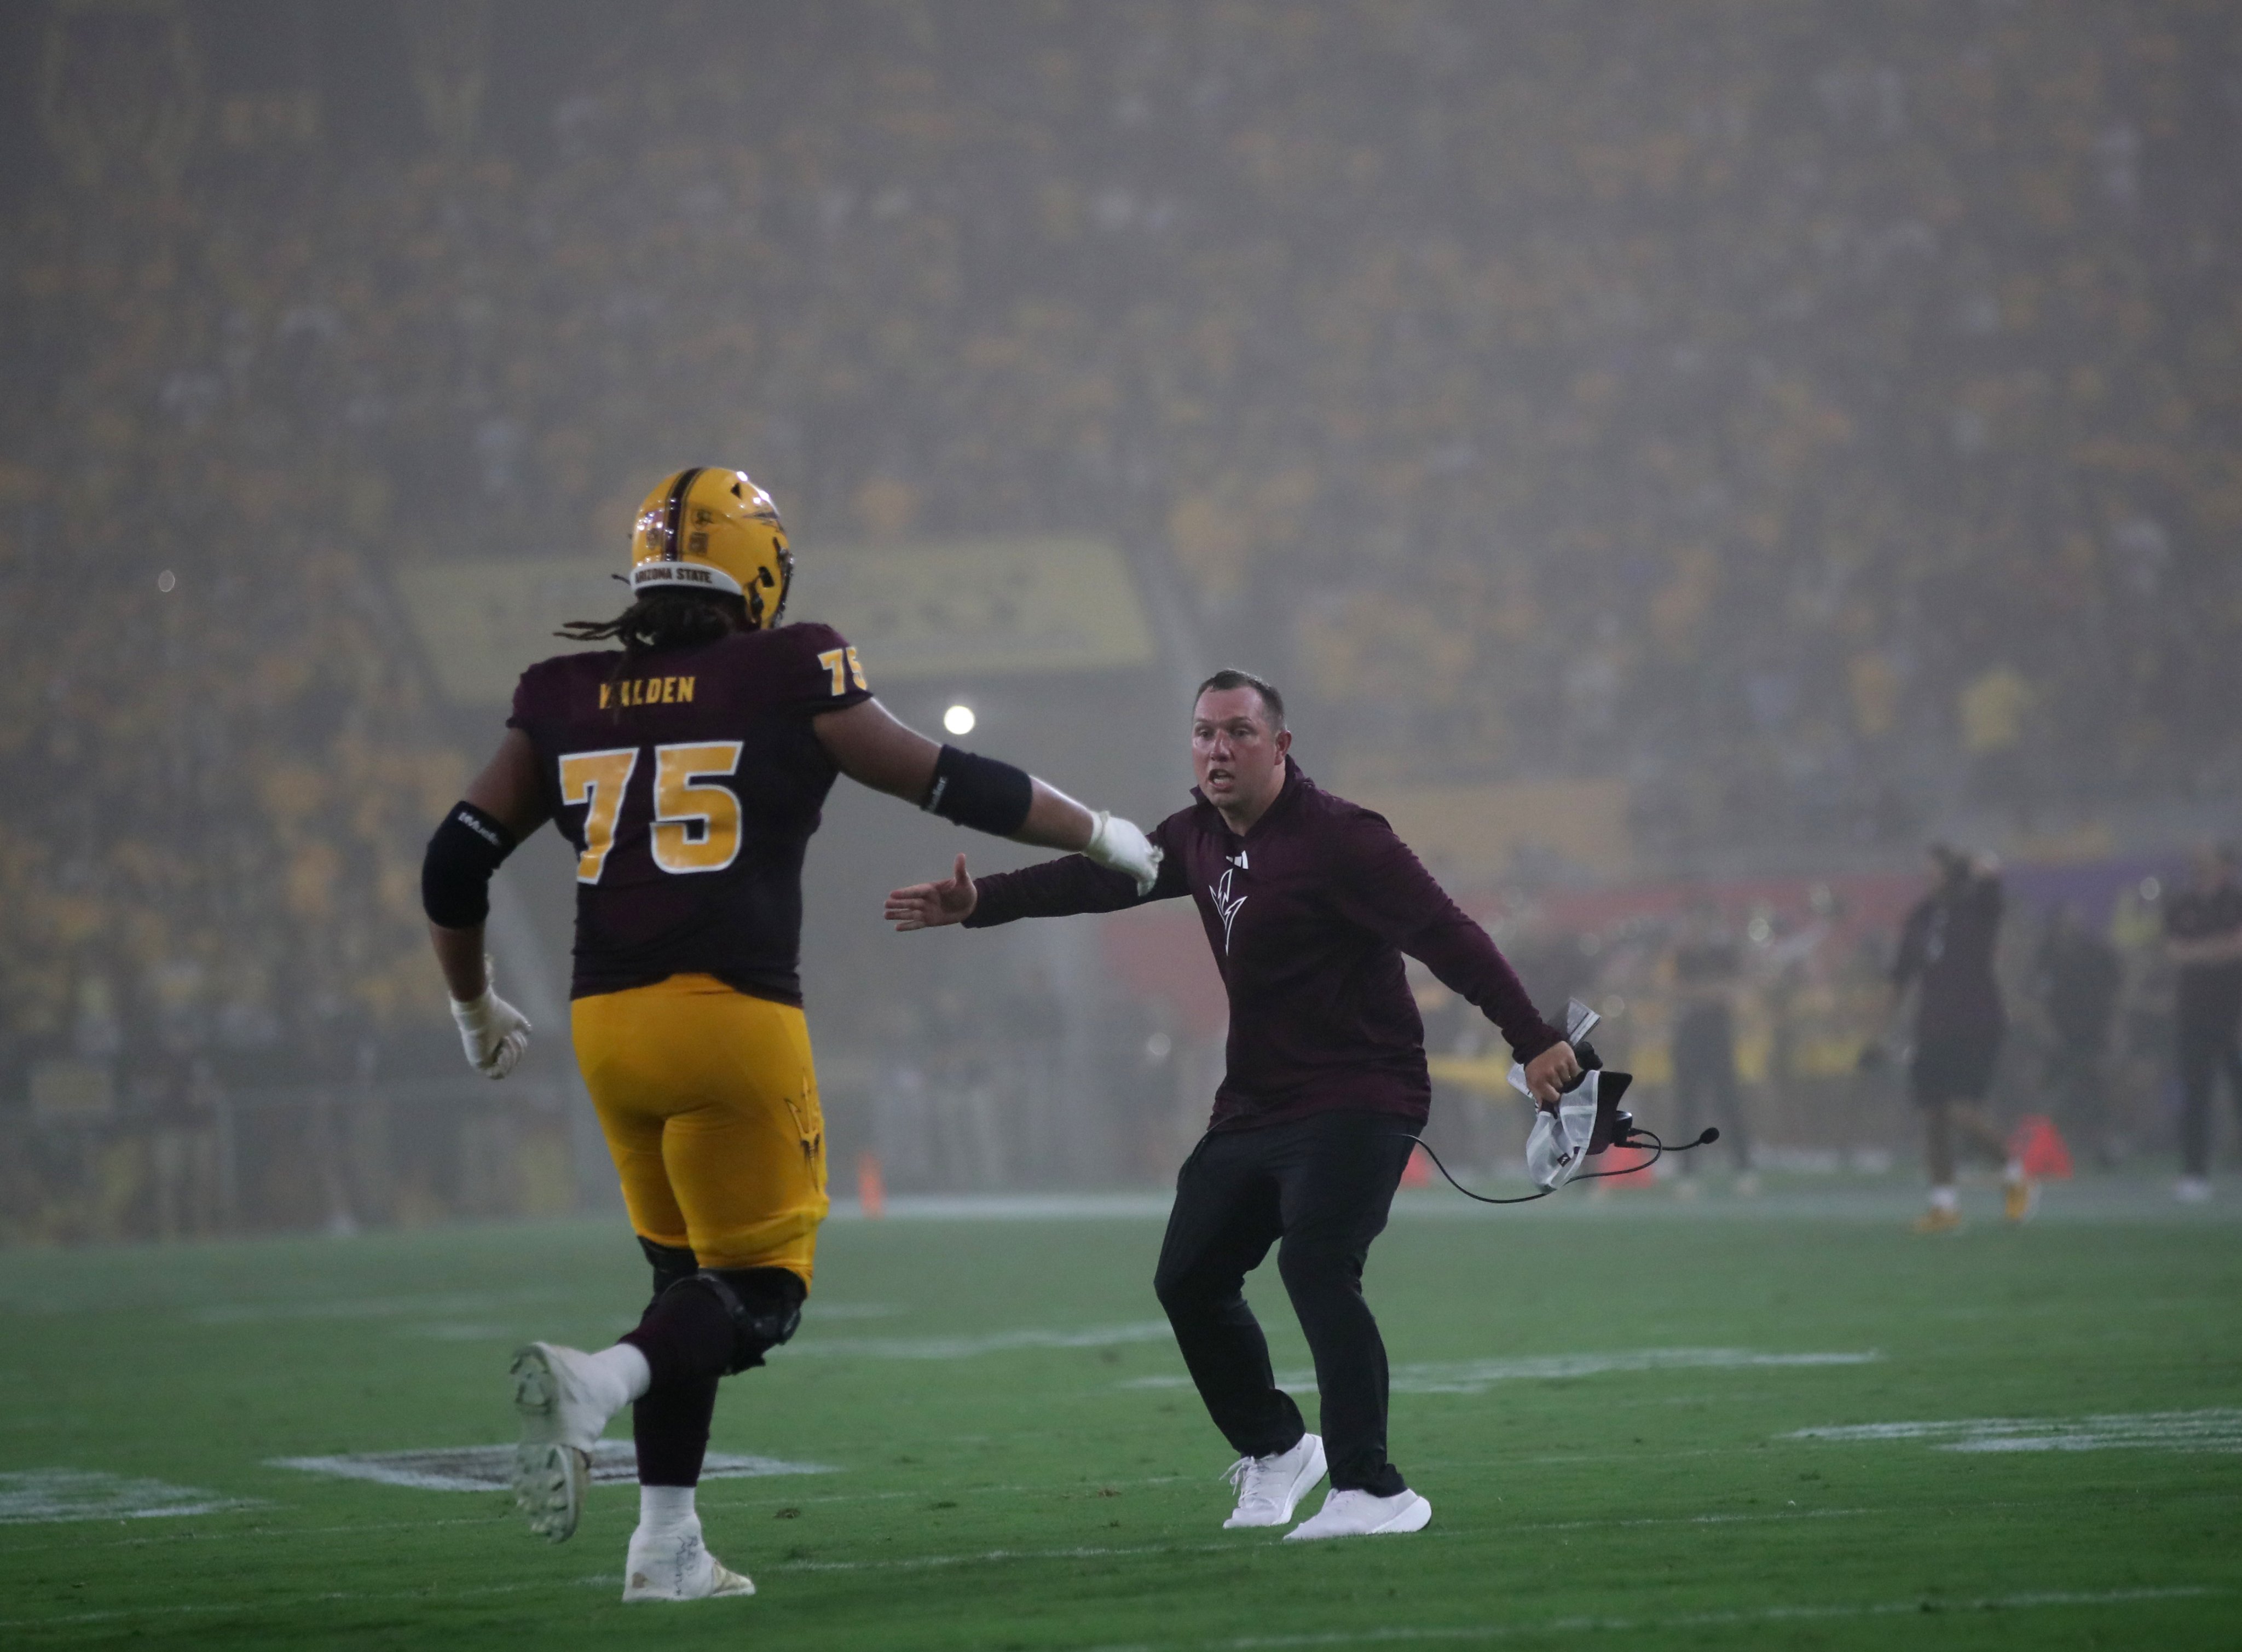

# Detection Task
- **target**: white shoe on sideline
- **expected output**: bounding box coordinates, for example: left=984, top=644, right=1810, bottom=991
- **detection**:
left=1284, top=1486, right=1433, bottom=1541
left=510, top=1342, right=624, bottom=1542
left=622, top=1517, right=756, bottom=1602
left=2175, top=1176, right=2212, bottom=1204
left=1222, top=1433, right=1326, bottom=1529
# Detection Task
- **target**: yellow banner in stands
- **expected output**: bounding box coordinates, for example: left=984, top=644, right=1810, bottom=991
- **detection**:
left=396, top=538, right=1156, bottom=705
left=1357, top=777, right=1633, bottom=883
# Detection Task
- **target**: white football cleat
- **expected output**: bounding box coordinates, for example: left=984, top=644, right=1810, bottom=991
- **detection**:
left=1222, top=1432, right=1326, bottom=1529
left=623, top=1518, right=756, bottom=1602
left=2175, top=1176, right=2212, bottom=1204
left=509, top=1342, right=625, bottom=1543
left=1283, top=1486, right=1433, bottom=1541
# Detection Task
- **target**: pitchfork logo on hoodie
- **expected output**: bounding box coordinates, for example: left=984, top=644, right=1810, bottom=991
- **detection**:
left=1211, top=863, right=1247, bottom=952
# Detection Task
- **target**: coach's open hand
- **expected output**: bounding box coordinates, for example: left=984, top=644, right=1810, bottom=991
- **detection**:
left=1522, top=1040, right=1581, bottom=1109
left=887, top=854, right=979, bottom=930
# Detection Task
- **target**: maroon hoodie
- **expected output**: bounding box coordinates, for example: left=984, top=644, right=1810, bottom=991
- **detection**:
left=964, top=758, right=1563, bottom=1131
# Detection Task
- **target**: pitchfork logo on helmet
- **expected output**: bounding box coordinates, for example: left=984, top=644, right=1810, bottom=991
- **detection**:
left=628, top=467, right=795, bottom=629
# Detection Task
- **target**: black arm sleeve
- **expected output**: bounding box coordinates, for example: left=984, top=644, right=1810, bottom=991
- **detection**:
left=421, top=801, right=519, bottom=928
left=921, top=745, right=1034, bottom=836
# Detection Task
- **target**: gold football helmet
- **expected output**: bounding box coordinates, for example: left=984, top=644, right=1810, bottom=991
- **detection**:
left=628, top=467, right=793, bottom=628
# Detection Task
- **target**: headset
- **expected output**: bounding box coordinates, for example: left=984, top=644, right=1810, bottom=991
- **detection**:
left=1399, top=1000, right=1720, bottom=1205
left=1399, top=1118, right=1721, bottom=1206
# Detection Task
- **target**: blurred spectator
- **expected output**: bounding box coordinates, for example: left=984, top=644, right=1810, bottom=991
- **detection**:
left=2165, top=845, right=2242, bottom=1202
left=1882, top=847, right=2021, bottom=1229
left=2031, top=904, right=2125, bottom=1168
left=1665, top=900, right=1754, bottom=1187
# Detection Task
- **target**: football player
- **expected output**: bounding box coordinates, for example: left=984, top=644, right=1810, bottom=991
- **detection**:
left=419, top=467, right=1160, bottom=1601
left=1874, top=845, right=2023, bottom=1232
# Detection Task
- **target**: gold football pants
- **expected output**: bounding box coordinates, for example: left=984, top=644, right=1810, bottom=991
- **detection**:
left=571, top=974, right=828, bottom=1285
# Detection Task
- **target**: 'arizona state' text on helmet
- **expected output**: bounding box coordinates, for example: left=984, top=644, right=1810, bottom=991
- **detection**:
left=628, top=467, right=794, bottom=628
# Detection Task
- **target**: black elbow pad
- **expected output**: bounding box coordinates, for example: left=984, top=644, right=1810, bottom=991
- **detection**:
left=421, top=801, right=519, bottom=927
left=920, top=744, right=1033, bottom=836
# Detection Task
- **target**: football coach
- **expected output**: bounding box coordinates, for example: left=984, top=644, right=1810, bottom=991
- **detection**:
left=886, top=669, right=1578, bottom=1540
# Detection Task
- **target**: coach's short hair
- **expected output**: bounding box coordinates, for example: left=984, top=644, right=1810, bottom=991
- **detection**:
left=1194, top=668, right=1286, bottom=733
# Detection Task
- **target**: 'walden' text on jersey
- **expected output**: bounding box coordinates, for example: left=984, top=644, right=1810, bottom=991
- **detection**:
left=600, top=675, right=697, bottom=710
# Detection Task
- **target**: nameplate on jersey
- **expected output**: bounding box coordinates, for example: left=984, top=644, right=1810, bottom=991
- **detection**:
left=600, top=675, right=697, bottom=710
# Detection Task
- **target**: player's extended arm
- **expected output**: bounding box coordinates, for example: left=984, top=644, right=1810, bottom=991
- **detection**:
left=814, top=697, right=1160, bottom=889
left=421, top=728, right=551, bottom=1078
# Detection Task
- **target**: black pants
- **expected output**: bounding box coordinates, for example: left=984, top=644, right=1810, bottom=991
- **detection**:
left=1152, top=1108, right=1413, bottom=1497
left=2177, top=1006, right=2242, bottom=1177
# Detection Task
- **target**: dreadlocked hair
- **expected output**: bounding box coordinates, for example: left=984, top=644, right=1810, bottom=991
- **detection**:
left=557, top=588, right=748, bottom=653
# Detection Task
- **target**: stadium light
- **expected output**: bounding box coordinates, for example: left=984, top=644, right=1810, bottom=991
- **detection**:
left=943, top=703, right=976, bottom=736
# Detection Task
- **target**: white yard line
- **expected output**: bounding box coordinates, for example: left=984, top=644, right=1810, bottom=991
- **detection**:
left=768, top=1506, right=1879, bottom=1571
left=1124, top=1348, right=1879, bottom=1396
left=0, top=1470, right=264, bottom=1526
left=1786, top=1408, right=2242, bottom=1454
left=0, top=1575, right=613, bottom=1631
left=272, top=1441, right=835, bottom=1491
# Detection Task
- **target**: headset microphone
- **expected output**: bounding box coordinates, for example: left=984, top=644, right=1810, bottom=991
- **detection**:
left=1399, top=1002, right=1725, bottom=1206
left=1398, top=1102, right=1723, bottom=1206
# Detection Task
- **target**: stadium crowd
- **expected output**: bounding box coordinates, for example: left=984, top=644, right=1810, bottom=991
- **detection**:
left=2, top=0, right=2237, bottom=1234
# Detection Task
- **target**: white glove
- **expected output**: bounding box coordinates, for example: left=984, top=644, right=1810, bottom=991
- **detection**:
left=450, top=965, right=530, bottom=1079
left=1085, top=810, right=1163, bottom=896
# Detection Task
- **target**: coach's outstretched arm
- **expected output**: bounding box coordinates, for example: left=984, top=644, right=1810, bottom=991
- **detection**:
left=813, top=697, right=1161, bottom=890
left=422, top=727, right=553, bottom=1079
left=885, top=820, right=1187, bottom=932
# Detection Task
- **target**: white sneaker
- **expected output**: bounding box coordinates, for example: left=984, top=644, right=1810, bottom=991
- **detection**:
left=622, top=1517, right=756, bottom=1602
left=1283, top=1486, right=1433, bottom=1541
left=509, top=1342, right=625, bottom=1543
left=2175, top=1176, right=2212, bottom=1204
left=1221, top=1433, right=1327, bottom=1529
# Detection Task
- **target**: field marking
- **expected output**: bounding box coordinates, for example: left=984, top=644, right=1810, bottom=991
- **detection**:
left=187, top=1289, right=571, bottom=1325
left=0, top=1574, right=615, bottom=1631
left=0, top=1469, right=264, bottom=1525
left=1123, top=1347, right=1879, bottom=1396
left=786, top=1320, right=1174, bottom=1360
left=766, top=1506, right=1877, bottom=1572
left=1786, top=1407, right=2242, bottom=1454
left=1079, top=1586, right=2222, bottom=1649
left=271, top=1441, right=836, bottom=1491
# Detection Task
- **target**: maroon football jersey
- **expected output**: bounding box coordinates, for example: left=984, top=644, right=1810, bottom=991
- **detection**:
left=507, top=622, right=872, bottom=1004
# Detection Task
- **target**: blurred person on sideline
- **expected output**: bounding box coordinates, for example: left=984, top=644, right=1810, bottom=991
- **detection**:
left=2032, top=903, right=2124, bottom=1169
left=887, top=670, right=1578, bottom=1542
left=1874, top=845, right=2028, bottom=1232
left=1664, top=898, right=1755, bottom=1195
left=418, top=469, right=1160, bottom=1602
left=2164, top=845, right=2242, bottom=1203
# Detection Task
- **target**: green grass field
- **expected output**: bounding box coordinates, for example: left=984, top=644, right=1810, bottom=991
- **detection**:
left=4, top=1181, right=2239, bottom=1649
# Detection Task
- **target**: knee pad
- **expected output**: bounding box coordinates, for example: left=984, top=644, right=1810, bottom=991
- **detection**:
left=669, top=1267, right=805, bottom=1375
left=638, top=1237, right=698, bottom=1310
